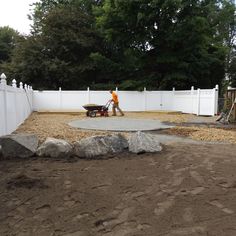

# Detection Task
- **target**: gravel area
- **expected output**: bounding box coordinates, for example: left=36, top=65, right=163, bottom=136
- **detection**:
left=15, top=112, right=236, bottom=144
left=164, top=126, right=236, bottom=144
left=15, top=112, right=191, bottom=143
left=15, top=112, right=110, bottom=143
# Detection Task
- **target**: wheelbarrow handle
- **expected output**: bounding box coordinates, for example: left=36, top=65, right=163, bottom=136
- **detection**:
left=105, top=100, right=112, bottom=108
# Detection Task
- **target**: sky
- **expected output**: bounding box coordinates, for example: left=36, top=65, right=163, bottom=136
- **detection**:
left=0, top=0, right=37, bottom=35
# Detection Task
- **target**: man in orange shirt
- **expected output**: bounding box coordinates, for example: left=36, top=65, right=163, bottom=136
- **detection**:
left=109, top=90, right=124, bottom=116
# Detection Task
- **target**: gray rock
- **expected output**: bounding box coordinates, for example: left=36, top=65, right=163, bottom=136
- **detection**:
left=0, top=133, right=38, bottom=158
left=129, top=131, right=162, bottom=154
left=74, top=134, right=128, bottom=158
left=36, top=137, right=73, bottom=158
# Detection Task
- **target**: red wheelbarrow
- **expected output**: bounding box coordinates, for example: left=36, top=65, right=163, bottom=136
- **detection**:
left=83, top=100, right=112, bottom=117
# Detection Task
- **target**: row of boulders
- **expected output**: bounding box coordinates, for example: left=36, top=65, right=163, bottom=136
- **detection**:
left=0, top=131, right=162, bottom=159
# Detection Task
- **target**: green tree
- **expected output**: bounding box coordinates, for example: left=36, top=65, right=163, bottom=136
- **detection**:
left=0, top=26, right=20, bottom=63
left=95, top=0, right=230, bottom=89
left=10, top=0, right=103, bottom=89
left=229, top=51, right=236, bottom=87
left=7, top=0, right=236, bottom=90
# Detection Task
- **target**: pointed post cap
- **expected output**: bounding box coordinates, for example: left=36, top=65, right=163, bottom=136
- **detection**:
left=12, top=79, right=17, bottom=88
left=0, top=73, right=7, bottom=85
left=0, top=73, right=6, bottom=80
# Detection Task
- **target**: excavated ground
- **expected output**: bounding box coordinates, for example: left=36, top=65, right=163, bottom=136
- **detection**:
left=1, top=143, right=236, bottom=236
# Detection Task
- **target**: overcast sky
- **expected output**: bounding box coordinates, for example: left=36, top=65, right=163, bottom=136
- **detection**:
left=0, top=0, right=37, bottom=35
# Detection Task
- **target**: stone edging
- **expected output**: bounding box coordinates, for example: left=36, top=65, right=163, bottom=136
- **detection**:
left=0, top=132, right=162, bottom=159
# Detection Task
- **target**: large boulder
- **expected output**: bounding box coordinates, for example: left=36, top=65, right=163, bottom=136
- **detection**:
left=74, top=134, right=128, bottom=159
left=36, top=137, right=73, bottom=158
left=128, top=131, right=162, bottom=154
left=0, top=134, right=39, bottom=158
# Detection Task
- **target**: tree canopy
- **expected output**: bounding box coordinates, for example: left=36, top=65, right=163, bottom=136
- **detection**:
left=0, top=0, right=235, bottom=90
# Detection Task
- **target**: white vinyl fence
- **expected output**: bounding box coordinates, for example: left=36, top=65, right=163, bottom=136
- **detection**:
left=33, top=85, right=219, bottom=116
left=0, top=70, right=219, bottom=137
left=0, top=74, right=33, bottom=136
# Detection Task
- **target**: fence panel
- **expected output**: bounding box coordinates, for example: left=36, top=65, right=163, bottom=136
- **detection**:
left=199, top=89, right=215, bottom=116
left=146, top=91, right=162, bottom=111
left=0, top=78, right=33, bottom=136
left=32, top=87, right=218, bottom=116
left=0, top=85, right=5, bottom=135
left=160, top=91, right=174, bottom=111
left=118, top=91, right=145, bottom=111
left=173, top=90, right=194, bottom=114
left=89, top=91, right=110, bottom=106
left=61, top=91, right=88, bottom=110
left=33, top=91, right=61, bottom=111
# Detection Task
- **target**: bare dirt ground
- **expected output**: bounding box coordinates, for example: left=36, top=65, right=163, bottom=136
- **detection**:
left=3, top=112, right=236, bottom=235
left=15, top=112, right=236, bottom=143
left=1, top=143, right=236, bottom=236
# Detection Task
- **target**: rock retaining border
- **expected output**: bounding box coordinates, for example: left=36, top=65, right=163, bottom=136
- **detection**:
left=0, top=132, right=162, bottom=159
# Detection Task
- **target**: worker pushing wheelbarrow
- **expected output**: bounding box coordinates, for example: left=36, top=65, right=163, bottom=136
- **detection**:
left=109, top=90, right=124, bottom=116
left=83, top=90, right=124, bottom=117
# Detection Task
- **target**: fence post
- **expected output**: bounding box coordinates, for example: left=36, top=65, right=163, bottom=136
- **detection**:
left=191, top=86, right=194, bottom=114
left=1, top=73, right=8, bottom=135
left=24, top=84, right=30, bottom=116
left=18, top=82, right=23, bottom=121
left=87, top=87, right=90, bottom=104
left=197, top=88, right=201, bottom=116
left=214, top=85, right=219, bottom=115
left=144, top=87, right=147, bottom=111
left=12, top=79, right=18, bottom=127
left=30, top=86, right=33, bottom=110
left=191, top=86, right=194, bottom=94
left=172, top=87, right=175, bottom=111
left=59, top=87, right=62, bottom=110
left=12, top=79, right=17, bottom=88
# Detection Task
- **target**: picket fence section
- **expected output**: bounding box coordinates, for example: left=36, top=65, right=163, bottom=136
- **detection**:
left=0, top=74, right=33, bottom=136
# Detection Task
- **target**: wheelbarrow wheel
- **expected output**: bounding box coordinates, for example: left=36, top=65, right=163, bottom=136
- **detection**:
left=89, top=111, right=96, bottom=117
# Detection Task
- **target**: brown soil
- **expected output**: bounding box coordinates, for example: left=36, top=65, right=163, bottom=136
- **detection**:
left=1, top=143, right=236, bottom=236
